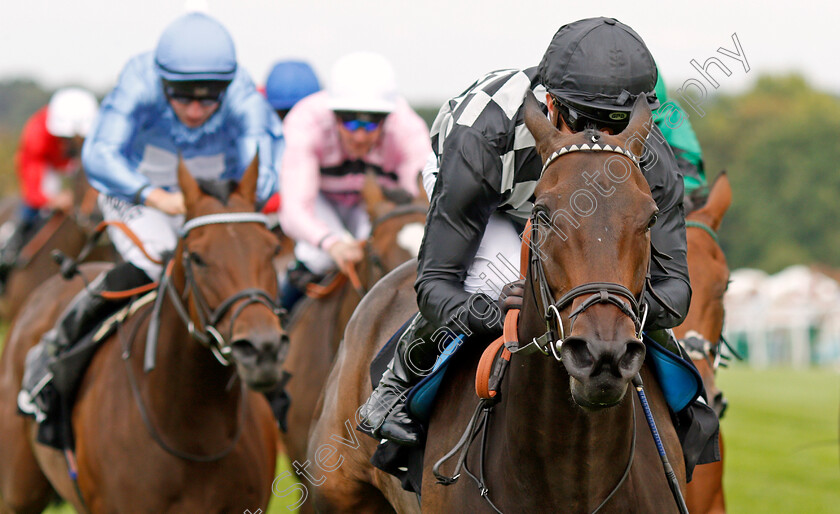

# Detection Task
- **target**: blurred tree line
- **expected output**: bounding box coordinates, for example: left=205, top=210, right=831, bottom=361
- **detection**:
left=0, top=79, right=52, bottom=193
left=0, top=74, right=838, bottom=273
left=692, top=74, right=840, bottom=272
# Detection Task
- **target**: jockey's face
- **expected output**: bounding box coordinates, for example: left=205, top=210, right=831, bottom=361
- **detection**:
left=168, top=98, right=220, bottom=129
left=336, top=114, right=384, bottom=159
left=62, top=135, right=85, bottom=158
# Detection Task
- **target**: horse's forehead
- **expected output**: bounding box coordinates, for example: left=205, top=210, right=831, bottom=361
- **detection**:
left=537, top=152, right=648, bottom=207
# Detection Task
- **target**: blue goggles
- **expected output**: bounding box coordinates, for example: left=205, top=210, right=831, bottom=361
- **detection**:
left=335, top=111, right=387, bottom=132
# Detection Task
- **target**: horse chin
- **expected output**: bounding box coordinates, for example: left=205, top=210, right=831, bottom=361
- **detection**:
left=568, top=376, right=629, bottom=411
left=235, top=363, right=282, bottom=392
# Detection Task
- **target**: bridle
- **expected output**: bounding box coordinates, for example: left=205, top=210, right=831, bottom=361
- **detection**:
left=680, top=219, right=741, bottom=372
left=145, top=212, right=287, bottom=370
left=505, top=142, right=679, bottom=360
left=120, top=211, right=287, bottom=465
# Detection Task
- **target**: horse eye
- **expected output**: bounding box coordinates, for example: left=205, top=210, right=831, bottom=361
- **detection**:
left=189, top=252, right=207, bottom=267
left=273, top=245, right=283, bottom=256
left=647, top=214, right=659, bottom=230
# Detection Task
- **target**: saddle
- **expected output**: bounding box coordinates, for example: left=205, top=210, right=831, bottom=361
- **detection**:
left=17, top=292, right=156, bottom=450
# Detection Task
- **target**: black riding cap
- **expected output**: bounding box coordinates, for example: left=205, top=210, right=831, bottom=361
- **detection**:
left=539, top=17, right=659, bottom=112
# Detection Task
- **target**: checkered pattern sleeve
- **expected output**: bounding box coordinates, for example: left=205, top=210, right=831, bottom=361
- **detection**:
left=415, top=126, right=503, bottom=337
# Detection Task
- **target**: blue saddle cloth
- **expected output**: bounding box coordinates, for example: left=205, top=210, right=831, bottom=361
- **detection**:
left=643, top=333, right=704, bottom=412
left=367, top=317, right=466, bottom=425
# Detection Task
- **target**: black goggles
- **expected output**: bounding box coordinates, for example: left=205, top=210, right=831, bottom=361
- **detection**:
left=163, top=80, right=230, bottom=107
left=553, top=97, right=631, bottom=133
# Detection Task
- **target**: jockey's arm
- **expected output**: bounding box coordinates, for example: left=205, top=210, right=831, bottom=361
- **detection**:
left=16, top=132, right=51, bottom=210
left=277, top=108, right=338, bottom=251
left=642, top=130, right=692, bottom=330
left=227, top=82, right=282, bottom=208
left=415, top=127, right=504, bottom=339
left=81, top=58, right=155, bottom=205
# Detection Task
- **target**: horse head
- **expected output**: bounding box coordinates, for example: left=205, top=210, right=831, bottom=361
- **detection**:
left=175, top=154, right=288, bottom=391
left=523, top=93, right=658, bottom=408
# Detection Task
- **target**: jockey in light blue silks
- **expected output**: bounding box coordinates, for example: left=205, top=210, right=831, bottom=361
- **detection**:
left=31, top=12, right=282, bottom=365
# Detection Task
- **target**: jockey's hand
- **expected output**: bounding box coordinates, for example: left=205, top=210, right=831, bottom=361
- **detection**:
left=48, top=190, right=74, bottom=213
left=499, top=279, right=525, bottom=316
left=328, top=239, right=364, bottom=275
left=145, top=188, right=186, bottom=216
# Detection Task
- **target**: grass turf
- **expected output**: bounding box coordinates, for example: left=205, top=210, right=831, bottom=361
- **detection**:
left=716, top=366, right=840, bottom=513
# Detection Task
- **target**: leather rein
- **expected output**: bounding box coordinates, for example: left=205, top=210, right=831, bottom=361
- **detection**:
left=145, top=212, right=287, bottom=370
left=119, top=212, right=286, bottom=464
left=507, top=143, right=680, bottom=361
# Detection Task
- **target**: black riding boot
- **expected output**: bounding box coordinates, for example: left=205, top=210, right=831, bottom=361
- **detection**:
left=42, top=262, right=150, bottom=357
left=360, top=313, right=441, bottom=446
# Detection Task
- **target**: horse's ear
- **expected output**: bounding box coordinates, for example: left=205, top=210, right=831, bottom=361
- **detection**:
left=523, top=92, right=564, bottom=162
left=415, top=172, right=430, bottom=207
left=695, top=172, right=732, bottom=231
left=617, top=96, right=653, bottom=159
left=361, top=169, right=389, bottom=220
left=235, top=150, right=260, bottom=207
left=178, top=157, right=202, bottom=210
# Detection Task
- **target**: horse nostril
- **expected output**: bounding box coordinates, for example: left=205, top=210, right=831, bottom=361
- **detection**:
left=617, top=339, right=646, bottom=379
left=560, top=337, right=595, bottom=376
left=230, top=340, right=258, bottom=358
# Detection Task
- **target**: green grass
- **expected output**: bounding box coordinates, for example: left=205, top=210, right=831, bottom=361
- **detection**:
left=717, top=366, right=840, bottom=513
left=33, top=367, right=839, bottom=513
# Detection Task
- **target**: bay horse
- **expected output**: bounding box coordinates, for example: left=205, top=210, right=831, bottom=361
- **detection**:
left=280, top=174, right=426, bottom=470
left=0, top=157, right=287, bottom=513
left=0, top=171, right=113, bottom=320
left=676, top=173, right=732, bottom=514
left=308, top=95, right=687, bottom=513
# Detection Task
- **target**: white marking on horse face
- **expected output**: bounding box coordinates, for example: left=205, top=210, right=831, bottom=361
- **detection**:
left=396, top=223, right=425, bottom=257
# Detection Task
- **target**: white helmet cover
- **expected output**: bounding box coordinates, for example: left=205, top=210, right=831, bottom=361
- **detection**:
left=328, top=52, right=398, bottom=114
left=46, top=87, right=99, bottom=138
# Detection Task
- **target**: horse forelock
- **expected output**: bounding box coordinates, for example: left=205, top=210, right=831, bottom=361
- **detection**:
left=196, top=178, right=238, bottom=206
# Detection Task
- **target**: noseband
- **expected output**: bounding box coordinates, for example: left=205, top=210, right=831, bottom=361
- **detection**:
left=521, top=214, right=649, bottom=361
left=145, top=212, right=286, bottom=369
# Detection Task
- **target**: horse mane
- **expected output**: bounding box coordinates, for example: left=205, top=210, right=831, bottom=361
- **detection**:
left=381, top=186, right=414, bottom=205
left=196, top=178, right=238, bottom=205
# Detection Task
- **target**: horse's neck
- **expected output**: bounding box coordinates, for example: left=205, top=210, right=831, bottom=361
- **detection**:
left=498, top=359, right=636, bottom=509
left=498, top=278, right=636, bottom=501
left=141, top=280, right=240, bottom=419
left=332, top=248, right=383, bottom=345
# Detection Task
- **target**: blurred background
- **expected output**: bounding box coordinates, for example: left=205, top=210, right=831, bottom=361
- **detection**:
left=1, top=1, right=838, bottom=512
